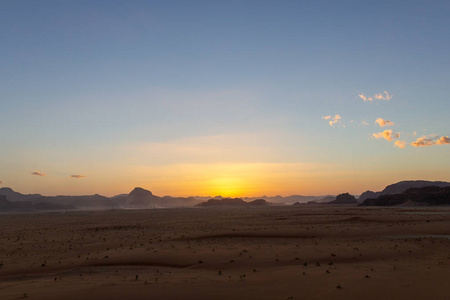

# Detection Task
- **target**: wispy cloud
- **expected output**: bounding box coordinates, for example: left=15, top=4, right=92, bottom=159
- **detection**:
left=359, top=91, right=392, bottom=102
left=375, top=118, right=394, bottom=127
left=323, top=114, right=342, bottom=127
left=373, top=130, right=400, bottom=141
left=71, top=175, right=86, bottom=179
left=31, top=171, right=45, bottom=176
left=394, top=141, right=406, bottom=149
left=374, top=91, right=393, bottom=101
left=358, top=94, right=373, bottom=102
left=411, top=135, right=450, bottom=147
left=361, top=121, right=369, bottom=126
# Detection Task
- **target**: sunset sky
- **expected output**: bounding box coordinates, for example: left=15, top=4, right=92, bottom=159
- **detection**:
left=1, top=1, right=449, bottom=197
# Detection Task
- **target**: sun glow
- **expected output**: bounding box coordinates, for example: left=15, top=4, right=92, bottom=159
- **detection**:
left=207, top=177, right=244, bottom=198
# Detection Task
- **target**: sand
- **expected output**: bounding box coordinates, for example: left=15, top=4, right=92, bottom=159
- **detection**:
left=0, top=206, right=449, bottom=299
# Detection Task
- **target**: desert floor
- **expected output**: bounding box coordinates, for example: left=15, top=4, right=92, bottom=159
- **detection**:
left=0, top=205, right=449, bottom=300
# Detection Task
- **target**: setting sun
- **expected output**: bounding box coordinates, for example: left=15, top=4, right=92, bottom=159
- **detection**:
left=207, top=177, right=244, bottom=197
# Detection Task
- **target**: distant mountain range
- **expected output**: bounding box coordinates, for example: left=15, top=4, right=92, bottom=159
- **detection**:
left=1, top=180, right=449, bottom=212
left=0, top=187, right=202, bottom=211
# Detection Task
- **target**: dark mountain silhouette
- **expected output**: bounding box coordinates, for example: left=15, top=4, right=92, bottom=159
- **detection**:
left=121, top=187, right=201, bottom=208
left=0, top=195, right=72, bottom=212
left=0, top=187, right=41, bottom=202
left=123, top=187, right=158, bottom=208
left=359, top=180, right=450, bottom=202
left=358, top=190, right=378, bottom=202
left=360, top=186, right=450, bottom=206
left=196, top=198, right=276, bottom=207
left=196, top=198, right=248, bottom=207
left=34, top=194, right=112, bottom=209
left=328, top=193, right=358, bottom=204
left=248, top=199, right=270, bottom=206
left=0, top=187, right=201, bottom=211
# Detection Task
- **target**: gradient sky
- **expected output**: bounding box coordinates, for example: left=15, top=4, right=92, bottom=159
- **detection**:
left=1, top=1, right=449, bottom=197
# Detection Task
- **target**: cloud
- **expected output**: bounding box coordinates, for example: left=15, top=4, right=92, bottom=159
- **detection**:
left=325, top=114, right=342, bottom=127
left=361, top=121, right=369, bottom=126
left=436, top=136, right=450, bottom=145
left=411, top=135, right=450, bottom=147
left=359, top=91, right=392, bottom=102
left=375, top=118, right=394, bottom=127
left=358, top=94, right=373, bottom=102
left=394, top=141, right=406, bottom=149
left=373, top=130, right=400, bottom=141
left=71, top=175, right=86, bottom=179
left=374, top=91, right=393, bottom=101
left=0, top=180, right=3, bottom=184
left=31, top=171, right=45, bottom=177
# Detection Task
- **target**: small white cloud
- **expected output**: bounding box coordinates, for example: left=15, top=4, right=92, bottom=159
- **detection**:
left=361, top=121, right=369, bottom=126
left=375, top=118, right=394, bottom=127
left=322, top=115, right=332, bottom=120
left=71, top=175, right=86, bottom=179
left=373, top=130, right=400, bottom=141
left=394, top=141, right=406, bottom=149
left=359, top=91, right=392, bottom=102
left=328, top=114, right=342, bottom=127
left=374, top=91, right=393, bottom=101
left=358, top=94, right=373, bottom=102
left=31, top=171, right=45, bottom=177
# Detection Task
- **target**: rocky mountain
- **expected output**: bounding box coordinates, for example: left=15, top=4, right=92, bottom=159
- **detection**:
left=0, top=187, right=41, bottom=202
left=328, top=193, right=358, bottom=204
left=358, top=180, right=450, bottom=202
left=121, top=187, right=201, bottom=208
left=360, top=186, right=450, bottom=206
left=123, top=187, right=158, bottom=208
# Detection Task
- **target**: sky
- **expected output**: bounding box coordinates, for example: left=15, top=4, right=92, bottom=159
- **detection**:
left=1, top=1, right=449, bottom=197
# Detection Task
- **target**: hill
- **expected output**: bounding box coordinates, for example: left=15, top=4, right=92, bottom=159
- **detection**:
left=0, top=195, right=72, bottom=212
left=196, top=198, right=248, bottom=207
left=0, top=187, right=41, bottom=202
left=359, top=180, right=450, bottom=202
left=328, top=193, right=358, bottom=204
left=360, top=186, right=450, bottom=206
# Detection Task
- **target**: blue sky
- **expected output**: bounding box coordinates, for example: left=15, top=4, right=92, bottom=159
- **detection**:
left=1, top=1, right=449, bottom=196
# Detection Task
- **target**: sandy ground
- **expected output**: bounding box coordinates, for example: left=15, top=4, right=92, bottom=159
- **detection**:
left=0, top=206, right=449, bottom=300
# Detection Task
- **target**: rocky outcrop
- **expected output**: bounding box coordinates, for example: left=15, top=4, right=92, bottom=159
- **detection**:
left=328, top=193, right=358, bottom=204
left=358, top=180, right=450, bottom=202
left=360, top=186, right=450, bottom=206
left=124, top=187, right=159, bottom=208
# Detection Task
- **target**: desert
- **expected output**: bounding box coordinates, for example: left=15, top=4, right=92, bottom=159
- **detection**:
left=2, top=1, right=450, bottom=300
left=1, top=205, right=449, bottom=300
